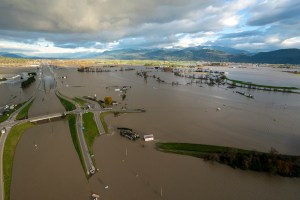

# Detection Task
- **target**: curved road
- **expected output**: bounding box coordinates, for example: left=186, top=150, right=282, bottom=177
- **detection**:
left=0, top=63, right=146, bottom=200
left=0, top=96, right=35, bottom=200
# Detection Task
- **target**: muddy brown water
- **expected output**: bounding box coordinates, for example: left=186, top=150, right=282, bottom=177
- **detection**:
left=10, top=121, right=89, bottom=200
left=89, top=133, right=300, bottom=200
left=2, top=65, right=300, bottom=199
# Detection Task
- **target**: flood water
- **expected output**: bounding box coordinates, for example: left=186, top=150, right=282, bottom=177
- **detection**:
left=0, top=67, right=36, bottom=106
left=10, top=121, right=89, bottom=200
left=28, top=66, right=64, bottom=117
left=2, top=64, right=300, bottom=200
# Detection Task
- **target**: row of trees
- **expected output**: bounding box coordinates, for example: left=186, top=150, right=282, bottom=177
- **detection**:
left=203, top=149, right=300, bottom=177
left=21, top=76, right=35, bottom=89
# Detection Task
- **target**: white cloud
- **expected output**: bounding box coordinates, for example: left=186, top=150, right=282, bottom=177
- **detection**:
left=220, top=15, right=240, bottom=27
left=282, top=37, right=300, bottom=47
left=266, top=36, right=280, bottom=44
left=0, top=39, right=107, bottom=56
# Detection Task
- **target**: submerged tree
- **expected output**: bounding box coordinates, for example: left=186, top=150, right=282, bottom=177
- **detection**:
left=104, top=96, right=113, bottom=105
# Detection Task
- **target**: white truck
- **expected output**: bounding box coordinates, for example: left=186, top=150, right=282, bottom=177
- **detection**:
left=1, top=127, right=6, bottom=134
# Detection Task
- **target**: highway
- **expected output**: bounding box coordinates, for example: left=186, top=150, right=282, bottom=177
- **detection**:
left=0, top=96, right=35, bottom=200
left=55, top=91, right=96, bottom=175
left=0, top=63, right=146, bottom=200
left=0, top=98, right=145, bottom=200
left=76, top=113, right=95, bottom=174
left=83, top=98, right=105, bottom=135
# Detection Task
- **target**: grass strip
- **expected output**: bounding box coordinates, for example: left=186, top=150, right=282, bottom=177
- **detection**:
left=225, top=77, right=298, bottom=90
left=100, top=112, right=112, bottom=134
left=3, top=122, right=33, bottom=200
left=16, top=99, right=34, bottom=120
left=82, top=112, right=99, bottom=156
left=66, top=114, right=87, bottom=175
left=73, top=97, right=87, bottom=108
left=56, top=94, right=76, bottom=111
left=157, top=143, right=300, bottom=177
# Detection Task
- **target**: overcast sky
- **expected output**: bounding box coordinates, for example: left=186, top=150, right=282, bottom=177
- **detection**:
left=0, top=0, right=299, bottom=56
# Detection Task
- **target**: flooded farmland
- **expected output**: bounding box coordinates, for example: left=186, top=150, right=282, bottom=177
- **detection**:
left=10, top=121, right=90, bottom=200
left=2, top=64, right=300, bottom=200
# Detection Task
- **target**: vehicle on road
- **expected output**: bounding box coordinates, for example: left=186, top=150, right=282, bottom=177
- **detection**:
left=1, top=127, right=6, bottom=134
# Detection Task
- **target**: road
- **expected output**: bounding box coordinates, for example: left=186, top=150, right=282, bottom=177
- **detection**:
left=55, top=91, right=96, bottom=175
left=0, top=95, right=35, bottom=200
left=76, top=113, right=95, bottom=175
left=83, top=98, right=105, bottom=135
left=0, top=125, right=10, bottom=200
left=0, top=63, right=146, bottom=200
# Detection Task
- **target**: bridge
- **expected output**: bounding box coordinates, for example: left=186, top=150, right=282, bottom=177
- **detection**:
left=29, top=112, right=65, bottom=123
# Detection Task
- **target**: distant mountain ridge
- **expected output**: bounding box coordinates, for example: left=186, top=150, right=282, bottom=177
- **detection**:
left=1, top=47, right=300, bottom=64
left=97, top=47, right=300, bottom=64
left=0, top=52, right=24, bottom=58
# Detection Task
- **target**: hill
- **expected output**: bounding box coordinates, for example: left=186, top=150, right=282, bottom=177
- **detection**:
left=98, top=48, right=300, bottom=64
left=248, top=49, right=300, bottom=64
left=1, top=47, right=300, bottom=64
left=0, top=52, right=23, bottom=58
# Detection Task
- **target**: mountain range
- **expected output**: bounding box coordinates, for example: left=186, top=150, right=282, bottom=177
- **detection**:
left=1, top=47, right=300, bottom=64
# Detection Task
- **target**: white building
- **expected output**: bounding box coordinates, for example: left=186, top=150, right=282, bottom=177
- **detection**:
left=143, top=134, right=154, bottom=141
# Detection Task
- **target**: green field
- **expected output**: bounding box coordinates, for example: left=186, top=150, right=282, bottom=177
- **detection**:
left=16, top=99, right=34, bottom=120
left=82, top=112, right=99, bottom=155
left=3, top=122, right=33, bottom=200
left=66, top=114, right=87, bottom=175
left=56, top=94, right=76, bottom=111
left=157, top=143, right=300, bottom=177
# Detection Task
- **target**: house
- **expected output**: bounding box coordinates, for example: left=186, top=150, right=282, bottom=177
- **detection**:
left=143, top=134, right=154, bottom=141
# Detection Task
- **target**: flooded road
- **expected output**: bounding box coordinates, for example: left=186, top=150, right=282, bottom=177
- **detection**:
left=29, top=64, right=65, bottom=117
left=1, top=64, right=300, bottom=200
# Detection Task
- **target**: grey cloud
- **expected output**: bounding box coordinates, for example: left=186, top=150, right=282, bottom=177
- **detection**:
left=0, top=0, right=216, bottom=34
left=247, top=1, right=300, bottom=26
left=0, top=0, right=300, bottom=54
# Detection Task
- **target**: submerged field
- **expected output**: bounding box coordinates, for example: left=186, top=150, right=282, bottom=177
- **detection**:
left=1, top=63, right=300, bottom=200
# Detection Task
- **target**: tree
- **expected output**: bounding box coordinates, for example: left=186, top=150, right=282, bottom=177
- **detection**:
left=121, top=94, right=126, bottom=101
left=104, top=96, right=113, bottom=105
